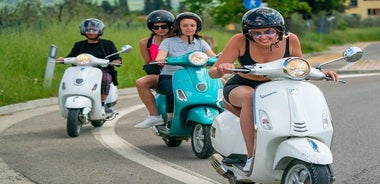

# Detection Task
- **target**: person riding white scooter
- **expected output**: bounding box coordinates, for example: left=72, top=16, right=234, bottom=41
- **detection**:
left=57, top=18, right=127, bottom=137
left=208, top=7, right=363, bottom=184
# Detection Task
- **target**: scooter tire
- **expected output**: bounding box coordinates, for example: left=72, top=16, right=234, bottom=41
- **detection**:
left=281, top=159, right=333, bottom=184
left=191, top=124, right=214, bottom=159
left=67, top=109, right=82, bottom=137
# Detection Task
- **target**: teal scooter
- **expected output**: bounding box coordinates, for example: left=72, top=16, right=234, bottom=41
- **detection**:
left=151, top=52, right=224, bottom=159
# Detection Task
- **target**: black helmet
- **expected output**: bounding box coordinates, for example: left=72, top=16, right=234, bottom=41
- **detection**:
left=173, top=12, right=202, bottom=33
left=241, top=7, right=286, bottom=41
left=147, top=10, right=175, bottom=31
left=80, top=18, right=105, bottom=36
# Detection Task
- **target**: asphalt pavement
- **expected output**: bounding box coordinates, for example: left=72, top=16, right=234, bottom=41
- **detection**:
left=0, top=41, right=379, bottom=183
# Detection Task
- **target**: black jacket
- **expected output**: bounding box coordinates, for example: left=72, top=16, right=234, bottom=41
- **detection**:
left=67, top=39, right=122, bottom=85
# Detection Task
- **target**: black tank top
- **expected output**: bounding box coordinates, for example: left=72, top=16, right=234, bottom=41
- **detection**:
left=238, top=37, right=290, bottom=66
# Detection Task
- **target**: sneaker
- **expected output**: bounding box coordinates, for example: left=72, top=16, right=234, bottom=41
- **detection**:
left=243, top=157, right=254, bottom=172
left=135, top=116, right=164, bottom=129
left=166, top=119, right=172, bottom=129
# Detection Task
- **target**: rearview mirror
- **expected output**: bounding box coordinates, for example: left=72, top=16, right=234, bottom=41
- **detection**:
left=120, top=45, right=132, bottom=53
left=343, top=47, right=363, bottom=63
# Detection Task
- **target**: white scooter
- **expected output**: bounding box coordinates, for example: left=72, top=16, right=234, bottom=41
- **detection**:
left=209, top=47, right=363, bottom=184
left=58, top=45, right=132, bottom=137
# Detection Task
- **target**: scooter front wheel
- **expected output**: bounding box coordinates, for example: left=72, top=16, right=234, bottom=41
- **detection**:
left=281, top=159, right=333, bottom=184
left=67, top=109, right=82, bottom=137
left=191, top=124, right=213, bottom=159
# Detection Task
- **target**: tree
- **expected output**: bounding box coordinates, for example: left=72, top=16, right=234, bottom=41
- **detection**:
left=119, top=0, right=130, bottom=15
left=143, top=0, right=173, bottom=15
left=183, top=0, right=346, bottom=26
left=301, top=0, right=346, bottom=15
left=101, top=1, right=113, bottom=14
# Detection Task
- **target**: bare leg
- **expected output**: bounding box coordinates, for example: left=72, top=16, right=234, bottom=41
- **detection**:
left=101, top=94, right=107, bottom=102
left=229, top=86, right=255, bottom=157
left=136, top=75, right=159, bottom=116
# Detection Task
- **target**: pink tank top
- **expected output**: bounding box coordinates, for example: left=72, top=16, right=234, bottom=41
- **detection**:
left=149, top=43, right=159, bottom=61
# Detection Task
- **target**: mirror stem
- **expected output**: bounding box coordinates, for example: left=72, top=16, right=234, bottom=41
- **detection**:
left=316, top=57, right=345, bottom=70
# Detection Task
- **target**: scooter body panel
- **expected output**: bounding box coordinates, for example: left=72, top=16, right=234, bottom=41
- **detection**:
left=65, top=96, right=92, bottom=109
left=254, top=80, right=333, bottom=146
left=58, top=66, right=118, bottom=120
left=273, top=137, right=333, bottom=169
left=211, top=80, right=334, bottom=183
left=211, top=111, right=246, bottom=155
left=186, top=106, right=220, bottom=125
left=155, top=67, right=223, bottom=137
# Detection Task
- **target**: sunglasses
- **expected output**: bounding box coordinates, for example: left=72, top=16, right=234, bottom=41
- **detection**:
left=85, top=28, right=100, bottom=33
left=152, top=25, right=169, bottom=30
left=249, top=29, right=277, bottom=39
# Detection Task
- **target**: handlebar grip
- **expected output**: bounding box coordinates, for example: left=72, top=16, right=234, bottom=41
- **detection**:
left=227, top=68, right=251, bottom=74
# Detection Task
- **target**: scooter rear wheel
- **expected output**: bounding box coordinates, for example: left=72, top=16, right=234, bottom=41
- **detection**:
left=67, top=109, right=82, bottom=137
left=281, top=159, right=333, bottom=184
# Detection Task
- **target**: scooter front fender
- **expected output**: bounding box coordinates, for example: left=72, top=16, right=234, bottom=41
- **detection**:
left=187, top=106, right=220, bottom=125
left=65, top=96, right=92, bottom=109
left=273, top=138, right=332, bottom=170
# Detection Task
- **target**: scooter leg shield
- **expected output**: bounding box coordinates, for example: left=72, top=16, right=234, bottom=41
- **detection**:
left=273, top=138, right=333, bottom=170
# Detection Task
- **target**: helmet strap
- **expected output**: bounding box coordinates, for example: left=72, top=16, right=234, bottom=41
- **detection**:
left=270, top=40, right=280, bottom=52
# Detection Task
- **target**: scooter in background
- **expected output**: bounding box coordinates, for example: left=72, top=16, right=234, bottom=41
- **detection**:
left=58, top=45, right=132, bottom=137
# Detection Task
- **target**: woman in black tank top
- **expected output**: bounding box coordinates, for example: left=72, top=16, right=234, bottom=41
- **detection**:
left=238, top=37, right=290, bottom=66
left=208, top=7, right=339, bottom=172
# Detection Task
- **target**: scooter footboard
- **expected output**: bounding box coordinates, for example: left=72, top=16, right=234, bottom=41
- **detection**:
left=273, top=138, right=332, bottom=170
left=187, top=106, right=220, bottom=125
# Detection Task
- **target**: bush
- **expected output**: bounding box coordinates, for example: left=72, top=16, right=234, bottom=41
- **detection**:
left=1, top=20, right=379, bottom=107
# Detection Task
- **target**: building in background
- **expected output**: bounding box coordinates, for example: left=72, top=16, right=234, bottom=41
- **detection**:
left=345, top=0, right=380, bottom=18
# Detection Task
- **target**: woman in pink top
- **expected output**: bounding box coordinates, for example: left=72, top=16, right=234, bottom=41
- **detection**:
left=135, top=10, right=175, bottom=128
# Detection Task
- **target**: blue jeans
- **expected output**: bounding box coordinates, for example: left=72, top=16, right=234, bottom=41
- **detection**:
left=157, top=75, right=174, bottom=113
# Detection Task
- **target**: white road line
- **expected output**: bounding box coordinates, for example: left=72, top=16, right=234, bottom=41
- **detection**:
left=341, top=72, right=380, bottom=78
left=92, top=104, right=220, bottom=184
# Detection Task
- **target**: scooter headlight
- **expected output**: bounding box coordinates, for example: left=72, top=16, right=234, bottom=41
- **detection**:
left=188, top=52, right=208, bottom=66
left=76, top=54, right=91, bottom=65
left=283, top=58, right=310, bottom=79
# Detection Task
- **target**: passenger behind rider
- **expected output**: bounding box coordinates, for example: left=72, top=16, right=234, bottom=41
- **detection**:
left=58, top=18, right=122, bottom=115
left=134, top=10, right=175, bottom=129
left=155, top=12, right=216, bottom=128
left=208, top=7, right=339, bottom=172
